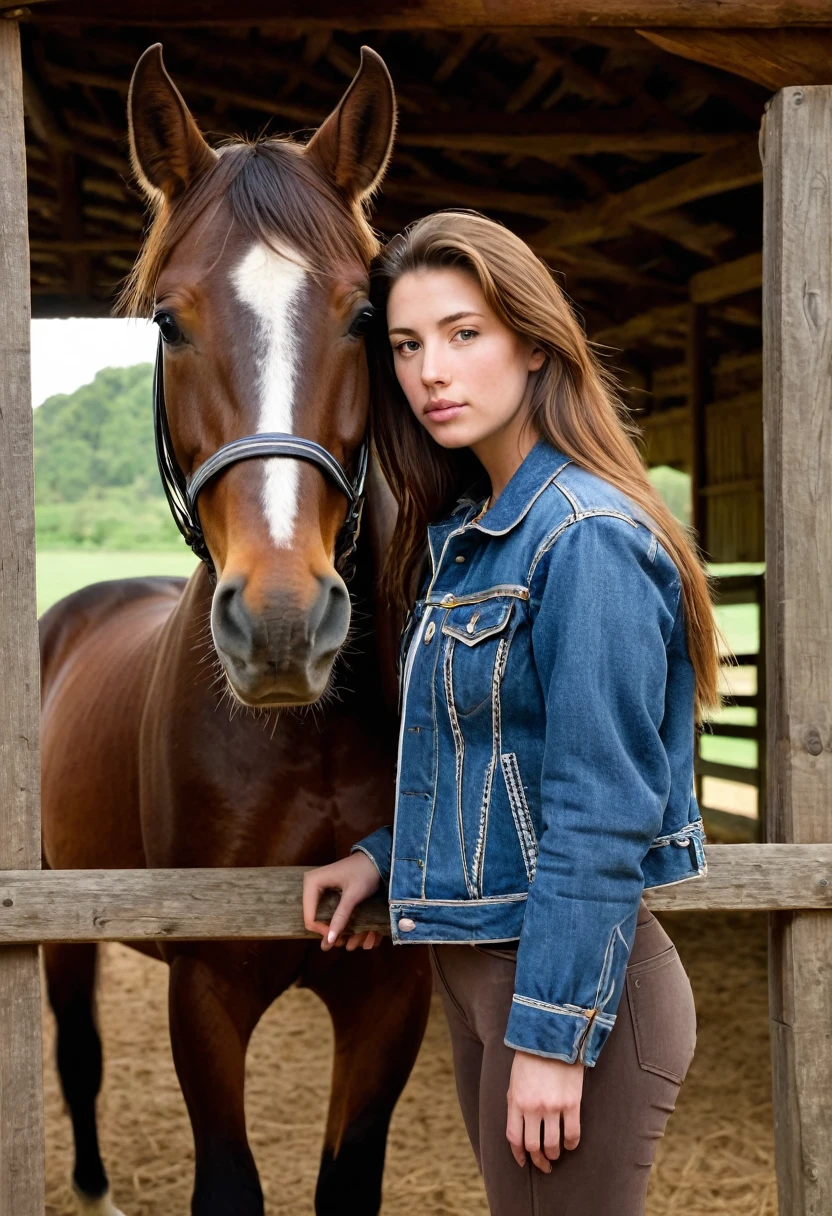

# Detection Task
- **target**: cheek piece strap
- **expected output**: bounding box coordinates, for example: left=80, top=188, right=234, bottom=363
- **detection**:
left=152, top=334, right=369, bottom=583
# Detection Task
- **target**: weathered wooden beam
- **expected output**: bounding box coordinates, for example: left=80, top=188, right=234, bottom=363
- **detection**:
left=0, top=18, right=45, bottom=1216
left=535, top=140, right=762, bottom=251
left=690, top=250, right=763, bottom=303
left=638, top=27, right=832, bottom=89
left=13, top=0, right=832, bottom=29
left=763, top=85, right=832, bottom=1216
left=398, top=130, right=751, bottom=160
left=634, top=209, right=735, bottom=259
left=29, top=237, right=140, bottom=251
left=0, top=847, right=829, bottom=945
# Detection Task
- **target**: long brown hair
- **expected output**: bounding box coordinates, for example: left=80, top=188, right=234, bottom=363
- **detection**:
left=369, top=210, right=722, bottom=723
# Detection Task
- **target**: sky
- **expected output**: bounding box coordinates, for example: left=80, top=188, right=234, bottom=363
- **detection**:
left=31, top=317, right=158, bottom=409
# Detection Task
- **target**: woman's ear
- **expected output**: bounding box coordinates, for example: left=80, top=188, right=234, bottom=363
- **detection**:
left=128, top=43, right=217, bottom=205
left=529, top=347, right=547, bottom=372
left=304, top=46, right=397, bottom=201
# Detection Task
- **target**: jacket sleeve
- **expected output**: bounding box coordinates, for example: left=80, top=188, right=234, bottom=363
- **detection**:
left=350, top=826, right=393, bottom=885
left=503, top=515, right=681, bottom=1067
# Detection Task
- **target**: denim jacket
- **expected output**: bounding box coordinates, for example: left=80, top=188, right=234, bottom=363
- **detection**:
left=352, top=438, right=706, bottom=1067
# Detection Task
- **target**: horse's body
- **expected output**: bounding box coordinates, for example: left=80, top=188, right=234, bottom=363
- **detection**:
left=40, top=45, right=431, bottom=1216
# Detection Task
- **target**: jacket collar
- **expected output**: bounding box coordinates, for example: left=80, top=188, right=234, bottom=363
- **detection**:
left=469, top=437, right=572, bottom=536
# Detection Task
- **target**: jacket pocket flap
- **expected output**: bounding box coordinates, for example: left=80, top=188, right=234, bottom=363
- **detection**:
left=442, top=598, right=514, bottom=646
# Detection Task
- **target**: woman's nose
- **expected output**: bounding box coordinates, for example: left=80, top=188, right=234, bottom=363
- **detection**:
left=420, top=347, right=449, bottom=387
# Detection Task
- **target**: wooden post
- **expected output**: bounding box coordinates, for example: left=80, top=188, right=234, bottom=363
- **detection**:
left=687, top=300, right=710, bottom=556
left=763, top=86, right=832, bottom=1215
left=0, top=16, right=46, bottom=1216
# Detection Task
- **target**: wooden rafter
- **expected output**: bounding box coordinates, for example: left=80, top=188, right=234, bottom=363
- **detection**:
left=10, top=0, right=832, bottom=29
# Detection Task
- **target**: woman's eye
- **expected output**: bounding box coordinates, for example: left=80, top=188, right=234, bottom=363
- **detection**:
left=395, top=340, right=420, bottom=355
left=153, top=311, right=183, bottom=345
left=349, top=306, right=375, bottom=337
left=456, top=329, right=477, bottom=342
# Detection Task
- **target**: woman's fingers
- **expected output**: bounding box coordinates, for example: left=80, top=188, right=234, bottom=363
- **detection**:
left=562, top=1102, right=581, bottom=1151
left=505, top=1102, right=526, bottom=1168
left=525, top=1116, right=551, bottom=1173
left=322, top=891, right=358, bottom=949
left=543, top=1112, right=562, bottom=1161
left=301, top=871, right=333, bottom=938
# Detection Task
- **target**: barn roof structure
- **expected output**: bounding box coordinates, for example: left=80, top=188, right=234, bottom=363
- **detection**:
left=10, top=3, right=832, bottom=566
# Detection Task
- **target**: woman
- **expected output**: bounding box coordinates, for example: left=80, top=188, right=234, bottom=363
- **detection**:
left=303, top=210, right=718, bottom=1214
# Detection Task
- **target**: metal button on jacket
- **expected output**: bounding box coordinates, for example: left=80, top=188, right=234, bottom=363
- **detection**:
left=398, top=918, right=416, bottom=932
left=424, top=622, right=436, bottom=643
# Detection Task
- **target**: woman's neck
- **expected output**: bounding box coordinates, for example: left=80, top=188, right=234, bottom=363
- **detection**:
left=471, top=413, right=540, bottom=505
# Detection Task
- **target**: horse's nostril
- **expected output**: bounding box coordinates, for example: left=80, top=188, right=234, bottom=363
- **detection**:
left=212, top=576, right=258, bottom=659
left=310, top=574, right=351, bottom=656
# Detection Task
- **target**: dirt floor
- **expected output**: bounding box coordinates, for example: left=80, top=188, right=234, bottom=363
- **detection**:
left=43, top=913, right=776, bottom=1216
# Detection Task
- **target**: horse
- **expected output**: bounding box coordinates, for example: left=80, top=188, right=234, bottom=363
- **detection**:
left=38, top=43, right=432, bottom=1216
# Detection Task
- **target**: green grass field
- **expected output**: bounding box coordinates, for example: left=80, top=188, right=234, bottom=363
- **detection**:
left=36, top=548, right=198, bottom=616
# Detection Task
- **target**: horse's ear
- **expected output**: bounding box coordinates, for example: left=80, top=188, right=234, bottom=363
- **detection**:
left=304, top=46, right=396, bottom=201
left=128, top=43, right=217, bottom=204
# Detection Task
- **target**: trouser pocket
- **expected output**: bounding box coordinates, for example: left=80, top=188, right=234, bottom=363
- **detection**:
left=625, top=945, right=697, bottom=1084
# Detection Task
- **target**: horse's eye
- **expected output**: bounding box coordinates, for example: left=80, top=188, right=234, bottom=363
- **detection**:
left=349, top=305, right=375, bottom=338
left=153, top=311, right=183, bottom=345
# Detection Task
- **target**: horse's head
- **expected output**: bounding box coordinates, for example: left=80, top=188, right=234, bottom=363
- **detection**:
left=123, top=44, right=396, bottom=707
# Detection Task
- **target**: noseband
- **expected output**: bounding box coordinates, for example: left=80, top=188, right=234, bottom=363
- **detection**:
left=152, top=335, right=368, bottom=582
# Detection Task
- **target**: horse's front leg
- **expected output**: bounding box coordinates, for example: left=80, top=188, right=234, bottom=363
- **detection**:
left=304, top=938, right=433, bottom=1216
left=167, top=944, right=301, bottom=1216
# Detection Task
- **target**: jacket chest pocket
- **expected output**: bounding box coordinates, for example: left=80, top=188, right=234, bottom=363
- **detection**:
left=441, top=597, right=519, bottom=717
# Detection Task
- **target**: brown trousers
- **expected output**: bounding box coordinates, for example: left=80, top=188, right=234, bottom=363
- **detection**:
left=428, top=903, right=696, bottom=1216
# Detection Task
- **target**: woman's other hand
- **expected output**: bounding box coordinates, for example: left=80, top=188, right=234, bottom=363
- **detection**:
left=506, top=1051, right=584, bottom=1171
left=302, top=853, right=384, bottom=952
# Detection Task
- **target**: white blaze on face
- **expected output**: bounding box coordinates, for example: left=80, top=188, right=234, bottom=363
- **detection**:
left=231, top=241, right=308, bottom=547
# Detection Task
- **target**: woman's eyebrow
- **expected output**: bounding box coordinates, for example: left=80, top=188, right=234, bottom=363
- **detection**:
left=388, top=311, right=484, bottom=337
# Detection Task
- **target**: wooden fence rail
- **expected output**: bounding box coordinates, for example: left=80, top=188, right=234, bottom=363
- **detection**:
left=0, top=845, right=831, bottom=947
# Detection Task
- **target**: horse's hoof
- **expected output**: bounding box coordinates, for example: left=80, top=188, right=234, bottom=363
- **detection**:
left=72, top=1183, right=127, bottom=1216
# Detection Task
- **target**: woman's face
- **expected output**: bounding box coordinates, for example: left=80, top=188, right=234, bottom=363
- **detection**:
left=386, top=267, right=545, bottom=453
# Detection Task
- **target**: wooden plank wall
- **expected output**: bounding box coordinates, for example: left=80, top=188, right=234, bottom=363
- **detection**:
left=763, top=86, right=832, bottom=1216
left=0, top=17, right=45, bottom=1216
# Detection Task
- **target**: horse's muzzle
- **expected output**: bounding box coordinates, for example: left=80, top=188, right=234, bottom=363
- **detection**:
left=211, top=571, right=350, bottom=705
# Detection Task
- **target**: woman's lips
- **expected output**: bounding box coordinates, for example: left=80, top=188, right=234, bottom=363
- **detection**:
left=424, top=399, right=466, bottom=423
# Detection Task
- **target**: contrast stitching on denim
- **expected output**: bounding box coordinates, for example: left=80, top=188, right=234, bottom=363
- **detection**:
left=470, top=462, right=572, bottom=535
left=650, top=817, right=705, bottom=847
left=555, top=479, right=581, bottom=515
left=501, top=752, right=538, bottom=882
left=590, top=919, right=627, bottom=1017
left=421, top=628, right=443, bottom=898
left=510, top=994, right=616, bottom=1027
left=428, top=585, right=530, bottom=608
left=443, top=616, right=512, bottom=646
left=527, top=509, right=640, bottom=584
left=350, top=844, right=384, bottom=879
left=443, top=635, right=475, bottom=899
left=390, top=892, right=528, bottom=906
left=473, top=633, right=510, bottom=895
left=390, top=605, right=433, bottom=898
left=647, top=532, right=658, bottom=562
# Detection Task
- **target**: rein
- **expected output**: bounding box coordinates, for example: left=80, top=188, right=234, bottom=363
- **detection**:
left=152, top=335, right=369, bottom=582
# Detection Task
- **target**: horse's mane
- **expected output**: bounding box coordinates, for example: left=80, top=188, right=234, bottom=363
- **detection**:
left=116, top=135, right=381, bottom=318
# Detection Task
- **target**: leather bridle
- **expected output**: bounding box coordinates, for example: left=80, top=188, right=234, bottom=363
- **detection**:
left=152, top=334, right=369, bottom=582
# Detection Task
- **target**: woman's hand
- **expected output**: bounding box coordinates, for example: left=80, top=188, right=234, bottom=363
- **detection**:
left=302, top=853, right=384, bottom=952
left=506, top=1051, right=584, bottom=1171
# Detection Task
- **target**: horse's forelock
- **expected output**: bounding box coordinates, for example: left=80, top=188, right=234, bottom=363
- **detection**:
left=116, top=136, right=378, bottom=319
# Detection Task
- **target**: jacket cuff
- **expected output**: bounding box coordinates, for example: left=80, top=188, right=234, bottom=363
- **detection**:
left=504, top=993, right=616, bottom=1067
left=350, top=826, right=393, bottom=886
